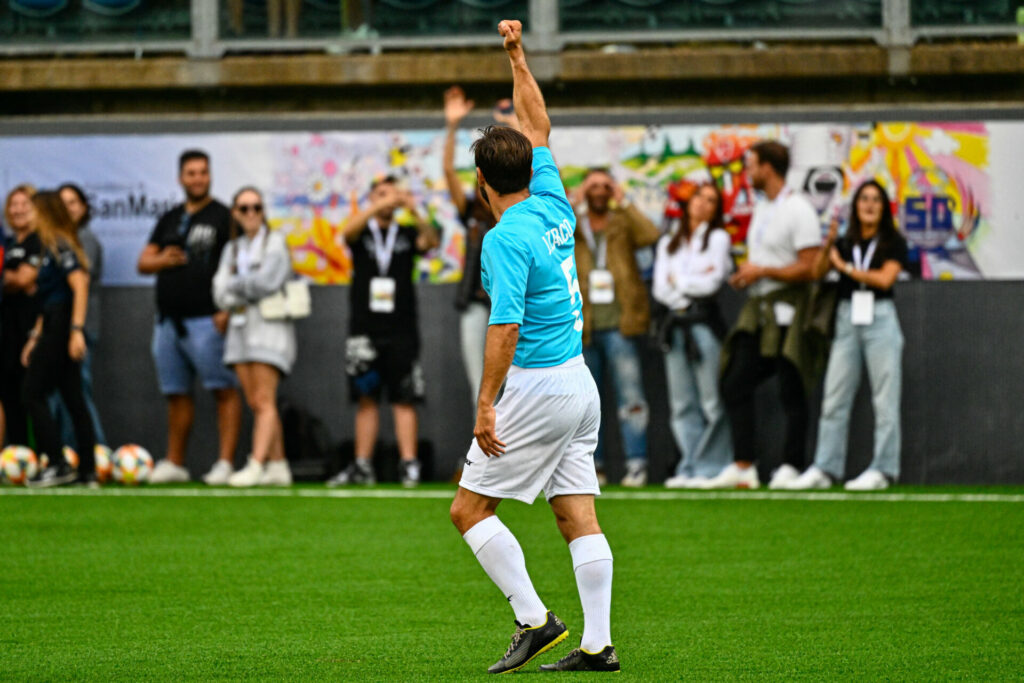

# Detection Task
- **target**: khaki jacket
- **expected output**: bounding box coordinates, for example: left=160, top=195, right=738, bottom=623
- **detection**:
left=574, top=204, right=660, bottom=345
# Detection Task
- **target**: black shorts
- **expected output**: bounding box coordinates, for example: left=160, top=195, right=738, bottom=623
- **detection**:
left=347, top=334, right=425, bottom=405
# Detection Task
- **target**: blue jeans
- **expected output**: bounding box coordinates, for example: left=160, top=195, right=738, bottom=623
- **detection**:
left=664, top=324, right=733, bottom=478
left=583, top=329, right=648, bottom=468
left=814, top=299, right=904, bottom=480
left=50, top=334, right=108, bottom=449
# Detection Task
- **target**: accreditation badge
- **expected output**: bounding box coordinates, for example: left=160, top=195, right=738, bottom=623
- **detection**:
left=588, top=269, right=615, bottom=305
left=772, top=301, right=796, bottom=327
left=851, top=290, right=875, bottom=326
left=369, top=276, right=397, bottom=313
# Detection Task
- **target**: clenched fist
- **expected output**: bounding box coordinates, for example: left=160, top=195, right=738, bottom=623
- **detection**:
left=498, top=20, right=522, bottom=52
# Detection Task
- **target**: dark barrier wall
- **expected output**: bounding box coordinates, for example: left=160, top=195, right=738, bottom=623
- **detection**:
left=94, top=281, right=1023, bottom=485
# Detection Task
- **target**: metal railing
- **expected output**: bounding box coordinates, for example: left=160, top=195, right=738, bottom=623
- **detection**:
left=0, top=0, right=1019, bottom=58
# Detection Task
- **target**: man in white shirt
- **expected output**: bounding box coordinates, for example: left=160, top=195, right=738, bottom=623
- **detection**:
left=705, top=140, right=823, bottom=490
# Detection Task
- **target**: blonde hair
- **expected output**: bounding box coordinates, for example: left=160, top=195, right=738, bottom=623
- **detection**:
left=32, top=190, right=89, bottom=270
left=4, top=184, right=37, bottom=230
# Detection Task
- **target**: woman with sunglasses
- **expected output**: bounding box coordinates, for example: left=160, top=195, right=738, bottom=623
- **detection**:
left=652, top=182, right=734, bottom=488
left=2, top=184, right=40, bottom=447
left=212, top=187, right=296, bottom=487
left=787, top=180, right=908, bottom=491
left=20, top=191, right=96, bottom=486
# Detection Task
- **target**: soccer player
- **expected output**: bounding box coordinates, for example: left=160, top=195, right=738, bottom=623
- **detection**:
left=448, top=19, right=619, bottom=675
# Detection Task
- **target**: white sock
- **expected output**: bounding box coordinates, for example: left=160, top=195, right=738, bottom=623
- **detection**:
left=569, top=533, right=613, bottom=653
left=463, top=516, right=548, bottom=627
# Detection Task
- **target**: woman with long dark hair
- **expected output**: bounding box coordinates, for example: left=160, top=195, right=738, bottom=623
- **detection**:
left=56, top=183, right=108, bottom=450
left=21, top=191, right=96, bottom=486
left=211, top=187, right=295, bottom=487
left=652, top=182, right=734, bottom=488
left=788, top=179, right=908, bottom=491
left=2, top=184, right=40, bottom=447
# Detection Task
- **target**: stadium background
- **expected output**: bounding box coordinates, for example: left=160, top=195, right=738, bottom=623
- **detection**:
left=2, top=0, right=1022, bottom=484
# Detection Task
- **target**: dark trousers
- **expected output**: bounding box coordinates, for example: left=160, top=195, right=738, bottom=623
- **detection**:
left=720, top=330, right=808, bottom=468
left=1, top=320, right=31, bottom=446
left=21, top=304, right=95, bottom=476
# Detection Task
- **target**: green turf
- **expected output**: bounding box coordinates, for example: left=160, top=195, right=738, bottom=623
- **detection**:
left=1, top=486, right=1022, bottom=680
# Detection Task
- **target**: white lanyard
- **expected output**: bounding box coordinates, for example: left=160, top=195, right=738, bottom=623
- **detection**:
left=368, top=218, right=399, bottom=276
left=579, top=215, right=608, bottom=269
left=851, top=238, right=878, bottom=288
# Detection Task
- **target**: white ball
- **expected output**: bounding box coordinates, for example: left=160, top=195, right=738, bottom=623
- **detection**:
left=1, top=445, right=39, bottom=486
left=95, top=445, right=113, bottom=484
left=112, top=445, right=154, bottom=486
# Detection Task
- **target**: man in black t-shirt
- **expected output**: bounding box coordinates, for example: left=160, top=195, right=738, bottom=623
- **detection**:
left=137, top=149, right=241, bottom=485
left=328, top=175, right=440, bottom=488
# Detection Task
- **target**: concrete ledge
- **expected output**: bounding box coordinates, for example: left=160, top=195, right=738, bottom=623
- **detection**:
left=2, top=42, right=1020, bottom=92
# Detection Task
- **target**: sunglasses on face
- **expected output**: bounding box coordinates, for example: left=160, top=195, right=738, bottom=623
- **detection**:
left=236, top=204, right=263, bottom=214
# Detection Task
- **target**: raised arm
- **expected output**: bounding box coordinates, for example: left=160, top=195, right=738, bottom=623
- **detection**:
left=443, top=86, right=473, bottom=218
left=343, top=184, right=401, bottom=244
left=499, top=20, right=550, bottom=149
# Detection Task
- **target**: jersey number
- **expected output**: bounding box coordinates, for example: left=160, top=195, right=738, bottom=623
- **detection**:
left=560, top=256, right=584, bottom=332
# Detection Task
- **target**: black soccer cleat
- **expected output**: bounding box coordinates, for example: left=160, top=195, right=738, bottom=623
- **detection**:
left=487, top=611, right=568, bottom=674
left=539, top=645, right=620, bottom=672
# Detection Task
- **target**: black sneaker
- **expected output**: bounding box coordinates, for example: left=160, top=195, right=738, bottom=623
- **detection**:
left=399, top=459, right=420, bottom=488
left=326, top=460, right=376, bottom=487
left=488, top=611, right=568, bottom=675
left=539, top=645, right=620, bottom=672
left=27, top=463, right=78, bottom=488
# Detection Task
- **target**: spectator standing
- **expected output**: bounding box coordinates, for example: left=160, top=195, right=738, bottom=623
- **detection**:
left=652, top=183, right=734, bottom=488
left=1, top=185, right=40, bottom=447
left=572, top=168, right=659, bottom=486
left=329, top=176, right=439, bottom=487
left=443, top=85, right=496, bottom=410
left=708, top=140, right=826, bottom=490
left=137, top=150, right=241, bottom=484
left=212, top=187, right=296, bottom=487
left=787, top=180, right=907, bottom=491
left=53, top=183, right=108, bottom=450
left=21, top=192, right=95, bottom=487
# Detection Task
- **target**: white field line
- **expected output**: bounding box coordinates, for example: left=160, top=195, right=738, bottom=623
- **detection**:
left=0, top=486, right=1022, bottom=503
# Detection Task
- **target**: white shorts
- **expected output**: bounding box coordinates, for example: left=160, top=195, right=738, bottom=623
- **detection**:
left=459, top=355, right=601, bottom=504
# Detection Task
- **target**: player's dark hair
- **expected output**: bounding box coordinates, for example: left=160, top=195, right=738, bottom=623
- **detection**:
left=58, top=182, right=91, bottom=228
left=179, top=149, right=210, bottom=172
left=471, top=125, right=533, bottom=195
left=584, top=167, right=614, bottom=182
left=749, top=140, right=790, bottom=179
left=370, top=175, right=398, bottom=192
left=848, top=179, right=899, bottom=249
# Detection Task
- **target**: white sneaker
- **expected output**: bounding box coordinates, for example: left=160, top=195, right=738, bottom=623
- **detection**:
left=786, top=465, right=834, bottom=490
left=228, top=458, right=264, bottom=487
left=259, top=460, right=293, bottom=486
left=621, top=461, right=647, bottom=488
left=700, top=463, right=760, bottom=489
left=149, top=459, right=190, bottom=484
left=844, top=469, right=890, bottom=491
left=767, top=464, right=801, bottom=490
left=664, top=474, right=691, bottom=489
left=203, top=459, right=234, bottom=485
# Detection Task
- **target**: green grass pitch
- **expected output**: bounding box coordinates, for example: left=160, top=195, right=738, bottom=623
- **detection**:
left=1, top=485, right=1022, bottom=680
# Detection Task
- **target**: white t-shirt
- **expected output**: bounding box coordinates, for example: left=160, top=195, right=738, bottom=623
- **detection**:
left=652, top=223, right=732, bottom=311
left=746, top=188, right=820, bottom=296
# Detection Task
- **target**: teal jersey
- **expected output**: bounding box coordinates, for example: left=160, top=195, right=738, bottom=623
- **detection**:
left=481, top=146, right=584, bottom=368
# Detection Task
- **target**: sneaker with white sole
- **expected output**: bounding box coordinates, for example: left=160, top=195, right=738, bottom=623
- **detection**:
left=228, top=458, right=264, bottom=487
left=785, top=465, right=834, bottom=490
left=664, top=474, right=692, bottom=489
left=149, top=459, right=191, bottom=484
left=259, top=460, right=292, bottom=486
left=844, top=469, right=890, bottom=491
left=621, top=461, right=647, bottom=488
left=203, top=459, right=234, bottom=485
left=768, top=463, right=801, bottom=490
left=700, top=463, right=760, bottom=489
left=326, top=459, right=375, bottom=486
left=399, top=459, right=420, bottom=488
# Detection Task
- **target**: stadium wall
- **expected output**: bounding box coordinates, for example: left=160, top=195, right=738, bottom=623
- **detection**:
left=93, top=281, right=1024, bottom=485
